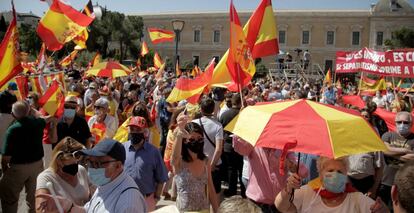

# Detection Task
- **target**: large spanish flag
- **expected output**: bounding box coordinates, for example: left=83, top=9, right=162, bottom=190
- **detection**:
left=210, top=0, right=278, bottom=88
left=73, top=0, right=95, bottom=50
left=153, top=52, right=163, bottom=69
left=227, top=1, right=256, bottom=91
left=141, top=41, right=149, bottom=57
left=148, top=28, right=175, bottom=44
left=167, top=59, right=215, bottom=104
left=37, top=0, right=94, bottom=50
left=38, top=80, right=65, bottom=117
left=0, top=2, right=23, bottom=89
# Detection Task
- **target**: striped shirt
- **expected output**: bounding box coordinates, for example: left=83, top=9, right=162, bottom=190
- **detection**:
left=84, top=171, right=146, bottom=213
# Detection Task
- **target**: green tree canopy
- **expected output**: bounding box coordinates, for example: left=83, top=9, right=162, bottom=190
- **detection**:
left=384, top=27, right=414, bottom=49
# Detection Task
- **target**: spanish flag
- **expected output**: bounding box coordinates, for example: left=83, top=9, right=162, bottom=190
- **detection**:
left=155, top=63, right=166, bottom=80
left=153, top=52, right=163, bottom=69
left=35, top=43, right=47, bottom=73
left=227, top=1, right=256, bottom=91
left=167, top=59, right=215, bottom=104
left=141, top=41, right=149, bottom=57
left=324, top=69, right=332, bottom=85
left=38, top=80, right=65, bottom=117
left=90, top=52, right=101, bottom=67
left=37, top=0, right=94, bottom=50
left=73, top=0, right=95, bottom=50
left=148, top=28, right=175, bottom=44
left=30, top=72, right=65, bottom=95
left=59, top=50, right=78, bottom=67
left=359, top=76, right=386, bottom=95
left=210, top=0, right=278, bottom=88
left=191, top=66, right=201, bottom=77
left=0, top=2, right=23, bottom=89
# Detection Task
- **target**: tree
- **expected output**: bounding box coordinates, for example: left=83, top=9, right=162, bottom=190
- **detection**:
left=384, top=27, right=414, bottom=49
left=0, top=15, right=7, bottom=41
left=18, top=24, right=42, bottom=55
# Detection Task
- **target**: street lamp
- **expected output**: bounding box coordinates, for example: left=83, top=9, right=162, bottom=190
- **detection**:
left=172, top=20, right=185, bottom=74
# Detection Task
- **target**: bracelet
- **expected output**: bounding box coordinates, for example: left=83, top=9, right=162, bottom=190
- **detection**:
left=67, top=202, right=74, bottom=213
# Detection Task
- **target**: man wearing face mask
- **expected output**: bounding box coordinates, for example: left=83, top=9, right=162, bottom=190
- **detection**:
left=36, top=139, right=147, bottom=212
left=57, top=96, right=92, bottom=148
left=378, top=111, right=414, bottom=205
left=123, top=116, right=168, bottom=212
left=0, top=101, right=54, bottom=213
left=88, top=98, right=118, bottom=143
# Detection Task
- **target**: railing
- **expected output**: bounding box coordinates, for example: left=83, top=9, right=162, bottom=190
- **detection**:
left=267, top=61, right=325, bottom=81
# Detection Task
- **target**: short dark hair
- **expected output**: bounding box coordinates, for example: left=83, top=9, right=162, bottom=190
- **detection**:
left=394, top=161, right=414, bottom=213
left=231, top=93, right=241, bottom=107
left=200, top=97, right=215, bottom=115
left=181, top=122, right=206, bottom=162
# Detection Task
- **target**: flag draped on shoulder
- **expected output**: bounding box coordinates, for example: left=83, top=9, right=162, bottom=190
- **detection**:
left=210, top=0, right=278, bottom=88
left=167, top=59, right=215, bottom=104
left=141, top=41, right=149, bottom=57
left=226, top=1, right=256, bottom=91
left=59, top=50, right=78, bottom=67
left=153, top=52, right=163, bottom=69
left=148, top=28, right=175, bottom=44
left=37, top=0, right=94, bottom=50
left=38, top=80, right=65, bottom=117
left=0, top=2, right=23, bottom=89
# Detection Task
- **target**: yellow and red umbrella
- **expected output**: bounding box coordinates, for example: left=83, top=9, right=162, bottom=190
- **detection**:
left=225, top=99, right=387, bottom=159
left=86, top=61, right=132, bottom=79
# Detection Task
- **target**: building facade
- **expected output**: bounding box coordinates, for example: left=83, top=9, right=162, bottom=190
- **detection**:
left=0, top=11, right=40, bottom=28
left=135, top=0, right=414, bottom=72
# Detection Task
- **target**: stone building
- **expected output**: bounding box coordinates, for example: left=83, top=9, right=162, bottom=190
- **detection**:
left=135, top=0, right=414, bottom=73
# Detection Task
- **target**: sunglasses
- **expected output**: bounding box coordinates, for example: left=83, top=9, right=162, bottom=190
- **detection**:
left=59, top=150, right=83, bottom=161
left=86, top=159, right=118, bottom=168
left=396, top=121, right=411, bottom=125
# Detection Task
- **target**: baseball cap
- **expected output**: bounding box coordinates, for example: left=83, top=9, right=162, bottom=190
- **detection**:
left=8, top=82, right=17, bottom=91
left=89, top=82, right=97, bottom=89
left=94, top=97, right=109, bottom=109
left=80, top=139, right=126, bottom=164
left=128, top=116, right=147, bottom=128
left=98, top=86, right=109, bottom=96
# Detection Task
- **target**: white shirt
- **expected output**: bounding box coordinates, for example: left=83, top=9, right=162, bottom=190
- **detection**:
left=293, top=185, right=375, bottom=213
left=88, top=114, right=118, bottom=139
left=192, top=116, right=224, bottom=165
left=84, top=171, right=146, bottom=213
left=36, top=166, right=90, bottom=205
left=372, top=95, right=386, bottom=108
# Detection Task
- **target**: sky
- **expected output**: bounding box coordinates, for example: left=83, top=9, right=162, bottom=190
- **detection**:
left=1, top=0, right=414, bottom=17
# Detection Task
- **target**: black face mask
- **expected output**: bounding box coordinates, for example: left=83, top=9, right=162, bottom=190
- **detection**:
left=129, top=133, right=145, bottom=145
left=127, top=98, right=134, bottom=104
left=185, top=139, right=204, bottom=153
left=62, top=163, right=79, bottom=176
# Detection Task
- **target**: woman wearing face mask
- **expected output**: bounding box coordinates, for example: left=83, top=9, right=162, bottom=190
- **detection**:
left=275, top=157, right=388, bottom=213
left=35, top=137, right=93, bottom=212
left=171, top=114, right=219, bottom=213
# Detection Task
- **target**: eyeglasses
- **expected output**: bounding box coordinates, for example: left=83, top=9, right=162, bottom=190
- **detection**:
left=396, top=121, right=411, bottom=125
left=86, top=159, right=118, bottom=168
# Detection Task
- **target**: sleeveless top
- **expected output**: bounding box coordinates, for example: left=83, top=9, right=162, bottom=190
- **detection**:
left=175, top=160, right=209, bottom=212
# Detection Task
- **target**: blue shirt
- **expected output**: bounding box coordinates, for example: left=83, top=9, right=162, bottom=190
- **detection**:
left=123, top=141, right=168, bottom=195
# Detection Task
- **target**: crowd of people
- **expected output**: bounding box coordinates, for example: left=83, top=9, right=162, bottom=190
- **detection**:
left=0, top=65, right=414, bottom=213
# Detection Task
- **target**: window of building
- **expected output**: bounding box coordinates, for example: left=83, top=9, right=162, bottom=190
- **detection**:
left=302, top=31, right=310, bottom=45
left=325, top=60, right=333, bottom=72
left=326, top=31, right=335, bottom=45
left=376, top=31, right=384, bottom=46
left=279, top=30, right=286, bottom=44
left=213, top=56, right=220, bottom=64
left=213, top=30, right=220, bottom=43
left=352, top=31, right=360, bottom=46
left=193, top=55, right=200, bottom=66
left=193, top=30, right=201, bottom=43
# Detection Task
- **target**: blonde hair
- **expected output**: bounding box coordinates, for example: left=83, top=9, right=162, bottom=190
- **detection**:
left=218, top=196, right=262, bottom=213
left=49, top=137, right=85, bottom=172
left=316, top=156, right=349, bottom=174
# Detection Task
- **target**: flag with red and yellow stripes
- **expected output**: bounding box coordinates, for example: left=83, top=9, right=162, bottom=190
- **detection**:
left=167, top=59, right=215, bottom=104
left=153, top=52, right=163, bottom=69
left=38, top=80, right=65, bottom=117
left=37, top=0, right=94, bottom=50
left=0, top=2, right=23, bottom=89
left=227, top=1, right=256, bottom=91
left=175, top=60, right=182, bottom=77
left=324, top=69, right=332, bottom=85
left=148, top=28, right=175, bottom=44
left=73, top=0, right=95, bottom=50
left=59, top=50, right=78, bottom=67
left=30, top=72, right=65, bottom=95
left=141, top=41, right=149, bottom=57
left=210, top=0, right=278, bottom=88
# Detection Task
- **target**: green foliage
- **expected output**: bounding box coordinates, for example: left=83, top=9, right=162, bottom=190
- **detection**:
left=0, top=15, right=7, bottom=41
left=384, top=27, right=414, bottom=49
left=75, top=51, right=95, bottom=67
left=18, top=24, right=42, bottom=55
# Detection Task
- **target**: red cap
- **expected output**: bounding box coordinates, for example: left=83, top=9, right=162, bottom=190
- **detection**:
left=128, top=116, right=147, bottom=128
